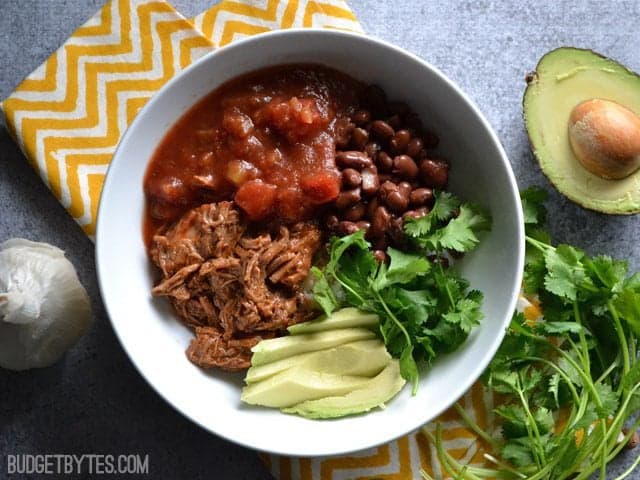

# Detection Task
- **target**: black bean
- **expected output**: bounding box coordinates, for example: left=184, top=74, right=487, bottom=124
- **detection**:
left=366, top=196, right=380, bottom=220
left=371, top=120, right=395, bottom=139
left=385, top=190, right=410, bottom=213
left=378, top=180, right=398, bottom=201
left=388, top=216, right=406, bottom=243
left=406, top=137, right=424, bottom=157
left=393, top=155, right=419, bottom=180
left=337, top=221, right=360, bottom=235
left=336, top=150, right=372, bottom=169
left=325, top=214, right=339, bottom=229
left=344, top=203, right=366, bottom=221
left=342, top=168, right=362, bottom=188
left=364, top=141, right=381, bottom=158
left=335, top=187, right=361, bottom=209
left=428, top=254, right=449, bottom=269
left=403, top=207, right=429, bottom=220
left=335, top=120, right=354, bottom=148
left=353, top=109, right=371, bottom=126
left=420, top=159, right=449, bottom=188
left=376, top=151, right=394, bottom=172
left=372, top=236, right=388, bottom=252
left=351, top=127, right=369, bottom=149
left=398, top=181, right=412, bottom=198
left=387, top=114, right=402, bottom=130
left=355, top=220, right=371, bottom=232
left=378, top=173, right=393, bottom=184
left=371, top=205, right=392, bottom=237
left=361, top=167, right=380, bottom=196
left=373, top=250, right=388, bottom=263
left=410, top=187, right=434, bottom=206
left=391, top=129, right=411, bottom=152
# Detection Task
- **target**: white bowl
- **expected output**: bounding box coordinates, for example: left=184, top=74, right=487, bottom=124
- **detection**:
left=96, top=29, right=524, bottom=457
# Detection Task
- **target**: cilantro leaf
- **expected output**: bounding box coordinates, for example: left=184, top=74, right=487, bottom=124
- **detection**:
left=520, top=186, right=547, bottom=230
left=537, top=321, right=587, bottom=336
left=584, top=255, right=627, bottom=292
left=613, top=283, right=640, bottom=335
left=403, top=190, right=461, bottom=239
left=501, top=438, right=536, bottom=467
left=400, top=345, right=419, bottom=395
left=310, top=267, right=338, bottom=316
left=372, top=248, right=430, bottom=291
left=443, top=290, right=484, bottom=333
left=594, top=383, right=619, bottom=418
left=432, top=191, right=461, bottom=220
left=428, top=204, right=491, bottom=252
left=543, top=244, right=593, bottom=301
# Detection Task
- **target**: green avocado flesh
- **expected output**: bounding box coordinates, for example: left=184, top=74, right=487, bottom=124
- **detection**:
left=524, top=47, right=640, bottom=214
left=287, top=307, right=379, bottom=334
left=282, top=360, right=406, bottom=419
left=244, top=339, right=390, bottom=384
left=249, top=327, right=375, bottom=366
left=242, top=308, right=406, bottom=418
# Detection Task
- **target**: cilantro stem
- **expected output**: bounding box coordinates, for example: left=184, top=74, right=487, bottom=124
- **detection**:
left=545, top=340, right=604, bottom=410
left=439, top=262, right=456, bottom=308
left=522, top=356, right=581, bottom=406
left=607, top=300, right=631, bottom=384
left=453, top=402, right=499, bottom=449
left=572, top=301, right=591, bottom=376
left=525, top=236, right=551, bottom=253
left=613, top=452, right=640, bottom=480
left=372, top=289, right=412, bottom=351
left=515, top=374, right=547, bottom=468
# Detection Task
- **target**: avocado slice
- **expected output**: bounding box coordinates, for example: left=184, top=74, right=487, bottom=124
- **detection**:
left=281, top=359, right=406, bottom=419
left=245, top=339, right=390, bottom=384
left=287, top=307, right=379, bottom=335
left=524, top=47, right=640, bottom=214
left=240, top=367, right=372, bottom=408
left=249, top=327, right=375, bottom=366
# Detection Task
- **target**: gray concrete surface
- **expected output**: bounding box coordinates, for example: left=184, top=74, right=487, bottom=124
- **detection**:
left=1, top=0, right=639, bottom=478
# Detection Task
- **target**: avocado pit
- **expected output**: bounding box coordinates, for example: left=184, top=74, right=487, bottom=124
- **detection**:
left=568, top=98, right=640, bottom=180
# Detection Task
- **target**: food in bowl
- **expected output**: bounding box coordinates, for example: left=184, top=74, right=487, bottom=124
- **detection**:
left=142, top=63, right=491, bottom=415
left=97, top=28, right=523, bottom=453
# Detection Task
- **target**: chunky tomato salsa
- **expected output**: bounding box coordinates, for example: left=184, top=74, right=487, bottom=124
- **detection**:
left=143, top=64, right=364, bottom=244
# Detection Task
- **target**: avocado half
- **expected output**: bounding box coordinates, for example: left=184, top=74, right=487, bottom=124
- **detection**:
left=524, top=47, right=640, bottom=214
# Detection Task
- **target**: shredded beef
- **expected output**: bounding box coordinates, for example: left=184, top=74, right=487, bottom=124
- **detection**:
left=150, top=201, right=321, bottom=371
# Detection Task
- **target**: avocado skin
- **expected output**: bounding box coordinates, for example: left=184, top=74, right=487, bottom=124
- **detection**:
left=523, top=47, right=640, bottom=215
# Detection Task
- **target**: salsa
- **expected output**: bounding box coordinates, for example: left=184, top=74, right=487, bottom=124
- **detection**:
left=143, top=64, right=365, bottom=244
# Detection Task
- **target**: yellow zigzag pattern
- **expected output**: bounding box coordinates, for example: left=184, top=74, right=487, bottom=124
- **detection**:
left=262, top=383, right=500, bottom=480
left=1, top=0, right=213, bottom=236
left=192, top=0, right=363, bottom=47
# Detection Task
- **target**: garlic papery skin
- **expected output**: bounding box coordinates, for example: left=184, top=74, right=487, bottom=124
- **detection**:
left=0, top=239, right=92, bottom=370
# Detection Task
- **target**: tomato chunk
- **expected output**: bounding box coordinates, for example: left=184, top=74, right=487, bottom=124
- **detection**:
left=301, top=172, right=340, bottom=205
left=235, top=180, right=278, bottom=220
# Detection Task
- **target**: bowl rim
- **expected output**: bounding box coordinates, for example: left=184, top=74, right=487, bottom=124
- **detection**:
left=96, top=27, right=525, bottom=456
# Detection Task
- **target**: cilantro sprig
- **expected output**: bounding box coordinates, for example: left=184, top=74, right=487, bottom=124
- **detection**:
left=312, top=191, right=491, bottom=394
left=422, top=187, right=640, bottom=480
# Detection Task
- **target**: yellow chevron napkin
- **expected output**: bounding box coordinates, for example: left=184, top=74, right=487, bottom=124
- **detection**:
left=0, top=0, right=362, bottom=237
left=1, top=1, right=516, bottom=479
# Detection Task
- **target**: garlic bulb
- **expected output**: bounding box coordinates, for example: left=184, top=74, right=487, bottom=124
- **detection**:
left=0, top=239, right=92, bottom=370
